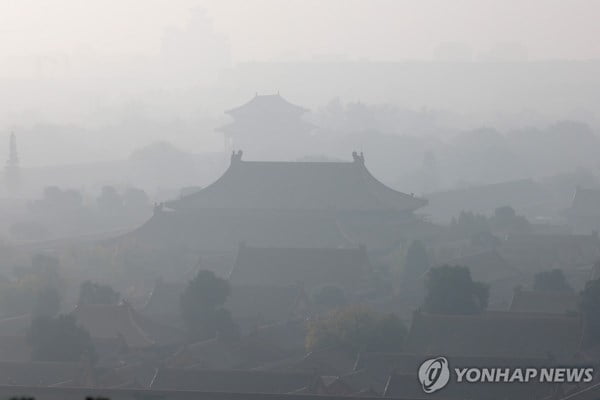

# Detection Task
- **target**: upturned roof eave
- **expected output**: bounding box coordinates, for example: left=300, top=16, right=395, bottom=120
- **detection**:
left=166, top=155, right=426, bottom=213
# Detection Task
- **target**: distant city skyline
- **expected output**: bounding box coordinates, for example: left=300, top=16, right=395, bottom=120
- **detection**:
left=0, top=0, right=599, bottom=68
left=1, top=0, right=600, bottom=168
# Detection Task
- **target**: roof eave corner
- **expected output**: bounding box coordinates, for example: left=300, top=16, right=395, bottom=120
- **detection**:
left=351, top=151, right=365, bottom=165
left=230, top=150, right=244, bottom=166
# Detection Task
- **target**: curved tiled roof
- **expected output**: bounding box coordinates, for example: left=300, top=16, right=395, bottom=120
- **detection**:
left=569, top=187, right=600, bottom=217
left=229, top=245, right=371, bottom=291
left=168, top=153, right=426, bottom=213
left=128, top=208, right=351, bottom=251
left=404, top=311, right=582, bottom=360
left=225, top=94, right=309, bottom=119
left=150, top=368, right=319, bottom=394
left=70, top=303, right=179, bottom=348
left=509, top=290, right=579, bottom=314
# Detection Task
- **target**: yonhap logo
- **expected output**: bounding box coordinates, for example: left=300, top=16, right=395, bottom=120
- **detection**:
left=418, top=356, right=450, bottom=393
left=417, top=355, right=594, bottom=394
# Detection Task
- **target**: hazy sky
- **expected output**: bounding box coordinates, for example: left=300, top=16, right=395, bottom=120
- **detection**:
left=1, top=0, right=599, bottom=62
left=1, top=0, right=600, bottom=169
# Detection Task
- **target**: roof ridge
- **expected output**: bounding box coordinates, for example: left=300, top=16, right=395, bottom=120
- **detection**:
left=166, top=152, right=426, bottom=213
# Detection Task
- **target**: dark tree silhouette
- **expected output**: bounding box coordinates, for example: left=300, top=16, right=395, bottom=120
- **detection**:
left=490, top=206, right=532, bottom=234
left=533, top=269, right=573, bottom=293
left=78, top=281, right=120, bottom=306
left=33, top=186, right=84, bottom=215
left=306, top=306, right=406, bottom=354
left=423, top=265, right=489, bottom=314
left=32, top=286, right=61, bottom=318
left=122, top=187, right=149, bottom=210
left=402, top=240, right=430, bottom=283
left=27, top=315, right=95, bottom=362
left=97, top=186, right=123, bottom=214
left=180, top=270, right=238, bottom=341
left=580, top=278, right=600, bottom=345
left=0, top=254, right=64, bottom=317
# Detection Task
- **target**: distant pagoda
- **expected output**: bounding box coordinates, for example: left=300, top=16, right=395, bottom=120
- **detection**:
left=4, top=133, right=20, bottom=192
left=216, top=93, right=315, bottom=159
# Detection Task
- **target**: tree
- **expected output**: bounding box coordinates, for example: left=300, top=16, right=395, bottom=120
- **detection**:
left=580, top=278, right=600, bottom=345
left=0, top=254, right=64, bottom=317
left=313, top=285, right=347, bottom=308
left=32, top=286, right=61, bottom=318
left=494, top=205, right=517, bottom=220
left=490, top=206, right=532, bottom=234
left=423, top=265, right=489, bottom=314
left=33, top=186, right=84, bottom=215
left=97, top=186, right=123, bottom=214
left=398, top=240, right=430, bottom=301
left=78, top=281, right=120, bottom=306
left=27, top=314, right=95, bottom=362
left=533, top=269, right=573, bottom=293
left=401, top=240, right=430, bottom=284
left=180, top=270, right=238, bottom=341
left=306, top=306, right=406, bottom=354
left=122, top=187, right=149, bottom=210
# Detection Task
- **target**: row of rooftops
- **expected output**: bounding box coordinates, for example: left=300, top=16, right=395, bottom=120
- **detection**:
left=0, top=280, right=590, bottom=399
left=0, top=312, right=586, bottom=398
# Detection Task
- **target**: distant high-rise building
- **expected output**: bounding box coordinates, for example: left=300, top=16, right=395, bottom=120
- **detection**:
left=5, top=132, right=20, bottom=191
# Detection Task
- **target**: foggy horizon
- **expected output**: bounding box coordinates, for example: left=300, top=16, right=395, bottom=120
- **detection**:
left=3, top=0, right=600, bottom=63
left=1, top=0, right=600, bottom=167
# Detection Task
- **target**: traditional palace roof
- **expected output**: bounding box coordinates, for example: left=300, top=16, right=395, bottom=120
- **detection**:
left=71, top=303, right=182, bottom=348
left=509, top=289, right=579, bottom=314
left=217, top=94, right=314, bottom=139
left=224, top=94, right=309, bottom=119
left=568, top=187, right=600, bottom=217
left=404, top=311, right=582, bottom=360
left=229, top=244, right=372, bottom=291
left=128, top=208, right=350, bottom=251
left=167, top=151, right=426, bottom=213
left=150, top=368, right=320, bottom=394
